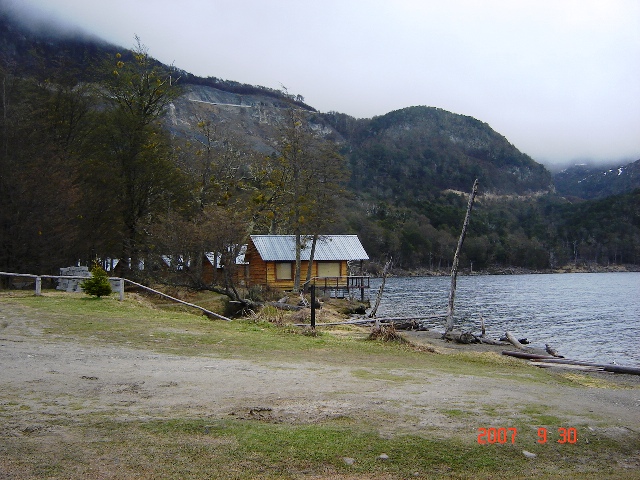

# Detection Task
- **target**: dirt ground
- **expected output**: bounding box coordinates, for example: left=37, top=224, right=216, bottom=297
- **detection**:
left=1, top=300, right=640, bottom=476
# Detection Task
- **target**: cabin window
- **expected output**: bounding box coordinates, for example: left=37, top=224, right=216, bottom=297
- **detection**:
left=275, top=262, right=293, bottom=280
left=317, top=262, right=341, bottom=278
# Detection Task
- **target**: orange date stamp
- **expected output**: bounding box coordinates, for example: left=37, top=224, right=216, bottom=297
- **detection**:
left=477, top=427, right=578, bottom=445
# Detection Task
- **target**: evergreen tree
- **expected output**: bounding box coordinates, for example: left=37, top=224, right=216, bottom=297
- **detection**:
left=80, top=264, right=112, bottom=297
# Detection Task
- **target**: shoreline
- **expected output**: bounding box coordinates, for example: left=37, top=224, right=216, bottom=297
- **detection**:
left=370, top=263, right=639, bottom=278
left=400, top=328, right=640, bottom=387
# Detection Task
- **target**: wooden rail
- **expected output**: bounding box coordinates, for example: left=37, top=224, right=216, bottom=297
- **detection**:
left=122, top=279, right=231, bottom=321
left=304, top=276, right=370, bottom=300
left=0, top=272, right=230, bottom=321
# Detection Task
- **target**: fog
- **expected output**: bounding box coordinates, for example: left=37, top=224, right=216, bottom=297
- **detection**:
left=5, top=0, right=640, bottom=168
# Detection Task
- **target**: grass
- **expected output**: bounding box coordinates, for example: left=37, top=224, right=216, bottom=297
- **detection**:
left=2, top=290, right=640, bottom=479
left=1, top=291, right=556, bottom=381
left=2, top=414, right=638, bottom=479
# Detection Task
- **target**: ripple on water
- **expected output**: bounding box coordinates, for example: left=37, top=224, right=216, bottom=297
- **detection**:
left=370, top=272, right=640, bottom=366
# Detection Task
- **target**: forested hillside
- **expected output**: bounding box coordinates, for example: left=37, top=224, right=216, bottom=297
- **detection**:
left=327, top=106, right=552, bottom=197
left=1, top=8, right=638, bottom=286
left=554, top=160, right=640, bottom=200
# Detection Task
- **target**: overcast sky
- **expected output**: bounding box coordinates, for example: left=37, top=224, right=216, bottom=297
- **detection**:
left=6, top=0, right=640, bottom=167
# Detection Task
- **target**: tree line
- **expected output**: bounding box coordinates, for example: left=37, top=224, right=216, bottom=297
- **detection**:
left=0, top=40, right=347, bottom=296
left=337, top=188, right=640, bottom=272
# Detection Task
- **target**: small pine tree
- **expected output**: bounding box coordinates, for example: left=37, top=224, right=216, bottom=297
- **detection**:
left=80, top=264, right=113, bottom=297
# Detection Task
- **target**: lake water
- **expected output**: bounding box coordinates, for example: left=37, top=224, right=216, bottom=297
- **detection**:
left=369, top=272, right=640, bottom=366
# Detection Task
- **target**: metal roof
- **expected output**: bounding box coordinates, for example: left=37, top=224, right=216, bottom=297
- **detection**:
left=250, top=235, right=369, bottom=261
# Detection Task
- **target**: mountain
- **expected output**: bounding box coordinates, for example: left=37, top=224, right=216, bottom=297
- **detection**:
left=171, top=91, right=552, bottom=197
left=554, top=159, right=640, bottom=199
left=0, top=7, right=116, bottom=81
left=0, top=5, right=550, bottom=197
left=2, top=7, right=638, bottom=273
left=327, top=106, right=552, bottom=199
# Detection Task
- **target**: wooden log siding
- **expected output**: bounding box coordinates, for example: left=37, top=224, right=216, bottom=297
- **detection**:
left=246, top=241, right=349, bottom=290
left=245, top=241, right=268, bottom=287
left=253, top=260, right=347, bottom=290
left=202, top=255, right=217, bottom=285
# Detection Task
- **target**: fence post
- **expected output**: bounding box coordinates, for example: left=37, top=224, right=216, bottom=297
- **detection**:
left=118, top=278, right=124, bottom=301
left=35, top=277, right=41, bottom=296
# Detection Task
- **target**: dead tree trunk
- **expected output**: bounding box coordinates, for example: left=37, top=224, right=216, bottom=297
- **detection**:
left=369, top=257, right=392, bottom=328
left=304, top=234, right=319, bottom=286
left=443, top=179, right=479, bottom=337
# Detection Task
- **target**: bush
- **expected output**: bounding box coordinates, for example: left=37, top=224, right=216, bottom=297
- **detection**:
left=80, top=264, right=113, bottom=297
left=368, top=324, right=407, bottom=343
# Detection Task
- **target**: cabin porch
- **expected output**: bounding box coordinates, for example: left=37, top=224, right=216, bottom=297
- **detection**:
left=305, top=276, right=370, bottom=301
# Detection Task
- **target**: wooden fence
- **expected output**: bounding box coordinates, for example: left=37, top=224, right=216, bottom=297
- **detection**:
left=0, top=271, right=230, bottom=321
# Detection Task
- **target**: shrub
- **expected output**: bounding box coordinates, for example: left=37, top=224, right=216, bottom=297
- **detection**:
left=80, top=264, right=113, bottom=297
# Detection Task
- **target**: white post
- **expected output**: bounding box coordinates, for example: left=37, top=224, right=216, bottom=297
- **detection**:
left=119, top=278, right=124, bottom=301
left=35, top=276, right=42, bottom=296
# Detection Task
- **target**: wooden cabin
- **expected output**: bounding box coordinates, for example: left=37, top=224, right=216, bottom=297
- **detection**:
left=245, top=235, right=369, bottom=293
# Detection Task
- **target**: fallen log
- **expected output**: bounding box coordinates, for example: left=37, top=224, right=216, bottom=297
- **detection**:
left=504, top=331, right=527, bottom=350
left=375, top=314, right=447, bottom=322
left=502, top=351, right=640, bottom=376
left=444, top=331, right=480, bottom=344
left=502, top=351, right=554, bottom=360
left=391, top=320, right=423, bottom=331
left=123, top=279, right=231, bottom=321
left=293, top=318, right=375, bottom=327
left=531, top=358, right=640, bottom=376
left=477, top=337, right=506, bottom=346
left=531, top=361, right=604, bottom=372
left=499, top=335, right=529, bottom=344
left=545, top=344, right=564, bottom=358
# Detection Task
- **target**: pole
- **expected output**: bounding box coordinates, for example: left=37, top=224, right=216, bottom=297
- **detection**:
left=35, top=277, right=41, bottom=296
left=310, top=285, right=316, bottom=330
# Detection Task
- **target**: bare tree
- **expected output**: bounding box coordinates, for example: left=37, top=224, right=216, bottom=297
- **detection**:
left=444, top=179, right=479, bottom=336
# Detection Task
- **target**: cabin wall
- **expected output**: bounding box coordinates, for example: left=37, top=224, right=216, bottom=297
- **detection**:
left=245, top=246, right=349, bottom=290
left=263, top=261, right=315, bottom=290
left=202, top=260, right=215, bottom=285
left=246, top=242, right=268, bottom=287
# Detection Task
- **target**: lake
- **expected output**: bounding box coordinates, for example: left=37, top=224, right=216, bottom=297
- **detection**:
left=368, top=272, right=640, bottom=366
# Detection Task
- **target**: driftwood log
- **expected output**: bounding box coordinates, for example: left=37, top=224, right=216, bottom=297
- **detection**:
left=531, top=358, right=640, bottom=375
left=389, top=320, right=426, bottom=331
left=477, top=336, right=505, bottom=346
left=545, top=344, right=564, bottom=357
left=444, top=331, right=508, bottom=345
left=533, top=362, right=604, bottom=372
left=443, top=331, right=480, bottom=344
left=502, top=351, right=640, bottom=376
left=504, top=331, right=527, bottom=350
